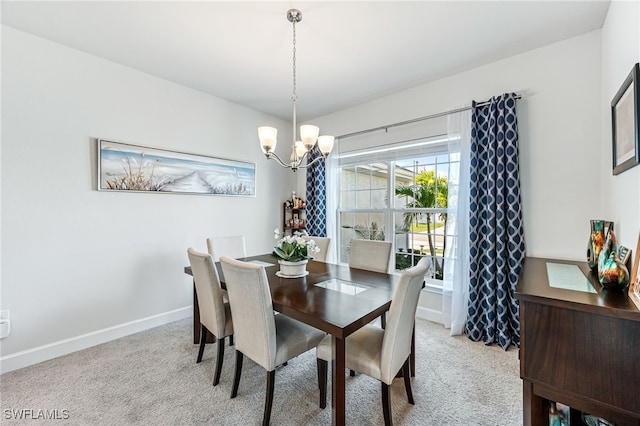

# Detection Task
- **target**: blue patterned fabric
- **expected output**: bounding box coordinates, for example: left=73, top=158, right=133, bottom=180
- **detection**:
left=305, top=146, right=327, bottom=237
left=466, top=93, right=525, bottom=349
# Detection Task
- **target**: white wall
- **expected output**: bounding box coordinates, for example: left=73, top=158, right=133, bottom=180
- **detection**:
left=601, top=0, right=640, bottom=250
left=305, top=30, right=604, bottom=320
left=0, top=26, right=296, bottom=372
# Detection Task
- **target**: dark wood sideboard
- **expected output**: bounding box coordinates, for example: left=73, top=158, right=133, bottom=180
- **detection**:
left=516, top=257, right=640, bottom=426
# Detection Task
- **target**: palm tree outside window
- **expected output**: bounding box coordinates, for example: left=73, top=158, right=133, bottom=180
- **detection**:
left=336, top=139, right=458, bottom=286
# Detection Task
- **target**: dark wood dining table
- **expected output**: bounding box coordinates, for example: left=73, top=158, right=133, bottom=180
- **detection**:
left=185, top=253, right=413, bottom=426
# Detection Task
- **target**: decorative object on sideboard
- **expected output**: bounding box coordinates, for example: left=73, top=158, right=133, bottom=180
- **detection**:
left=582, top=412, right=615, bottom=426
left=98, top=139, right=256, bottom=196
left=548, top=401, right=562, bottom=426
left=597, top=228, right=630, bottom=290
left=611, top=62, right=639, bottom=175
left=587, top=219, right=613, bottom=270
left=617, top=244, right=631, bottom=266
left=257, top=9, right=334, bottom=172
left=629, top=232, right=640, bottom=310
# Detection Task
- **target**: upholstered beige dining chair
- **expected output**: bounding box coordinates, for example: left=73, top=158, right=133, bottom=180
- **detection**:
left=219, top=256, right=326, bottom=426
left=316, top=257, right=429, bottom=426
left=206, top=235, right=246, bottom=261
left=187, top=248, right=234, bottom=386
left=350, top=239, right=393, bottom=328
left=206, top=235, right=247, bottom=312
left=349, top=239, right=392, bottom=273
left=303, top=236, right=330, bottom=262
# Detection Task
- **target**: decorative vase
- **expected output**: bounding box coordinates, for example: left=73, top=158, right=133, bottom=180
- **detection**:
left=277, top=259, right=309, bottom=278
left=587, top=220, right=613, bottom=271
left=597, top=229, right=630, bottom=291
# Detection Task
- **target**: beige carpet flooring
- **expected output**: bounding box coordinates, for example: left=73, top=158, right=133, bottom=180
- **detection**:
left=0, top=318, right=522, bottom=425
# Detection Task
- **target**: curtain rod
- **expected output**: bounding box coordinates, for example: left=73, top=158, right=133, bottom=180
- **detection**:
left=336, top=94, right=522, bottom=140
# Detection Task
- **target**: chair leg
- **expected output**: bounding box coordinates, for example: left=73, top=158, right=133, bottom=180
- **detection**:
left=381, top=382, right=392, bottom=426
left=402, top=357, right=414, bottom=404
left=263, top=370, right=276, bottom=426
left=229, top=334, right=234, bottom=346
left=213, top=336, right=225, bottom=386
left=197, top=324, right=208, bottom=363
left=349, top=369, right=356, bottom=377
left=316, top=360, right=321, bottom=389
left=317, top=359, right=327, bottom=409
left=231, top=350, right=243, bottom=398
left=381, top=312, right=386, bottom=329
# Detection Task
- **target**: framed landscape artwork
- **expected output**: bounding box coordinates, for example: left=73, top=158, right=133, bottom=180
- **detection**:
left=98, top=139, right=256, bottom=196
left=611, top=63, right=639, bottom=175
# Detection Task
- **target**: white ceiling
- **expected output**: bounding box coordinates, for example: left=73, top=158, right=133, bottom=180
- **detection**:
left=1, top=1, right=610, bottom=122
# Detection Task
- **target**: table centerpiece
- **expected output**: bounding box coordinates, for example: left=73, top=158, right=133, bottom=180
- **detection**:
left=272, top=229, right=320, bottom=278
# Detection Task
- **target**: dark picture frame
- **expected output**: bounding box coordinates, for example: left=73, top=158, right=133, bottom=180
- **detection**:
left=611, top=63, right=640, bottom=175
left=98, top=139, right=256, bottom=196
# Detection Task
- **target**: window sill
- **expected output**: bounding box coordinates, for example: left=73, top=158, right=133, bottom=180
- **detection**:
left=423, top=280, right=443, bottom=295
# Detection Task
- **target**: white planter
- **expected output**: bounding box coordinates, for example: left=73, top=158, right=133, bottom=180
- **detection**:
left=277, top=259, right=309, bottom=278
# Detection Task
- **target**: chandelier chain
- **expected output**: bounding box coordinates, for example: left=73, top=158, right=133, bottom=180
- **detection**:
left=292, top=20, right=297, bottom=102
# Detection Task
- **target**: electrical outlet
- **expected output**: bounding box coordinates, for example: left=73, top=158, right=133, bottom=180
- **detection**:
left=0, top=310, right=10, bottom=339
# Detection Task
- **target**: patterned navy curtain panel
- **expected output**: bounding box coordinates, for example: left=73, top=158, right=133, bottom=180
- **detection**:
left=466, top=93, right=525, bottom=349
left=305, top=146, right=327, bottom=237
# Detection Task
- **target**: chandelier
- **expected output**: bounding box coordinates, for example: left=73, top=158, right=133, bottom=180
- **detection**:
left=258, top=9, right=334, bottom=172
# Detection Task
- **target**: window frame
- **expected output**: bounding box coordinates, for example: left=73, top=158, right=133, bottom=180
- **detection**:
left=335, top=139, right=458, bottom=289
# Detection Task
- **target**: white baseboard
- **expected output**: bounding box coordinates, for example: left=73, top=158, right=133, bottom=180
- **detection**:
left=2, top=305, right=442, bottom=374
left=416, top=306, right=443, bottom=324
left=0, top=306, right=192, bottom=374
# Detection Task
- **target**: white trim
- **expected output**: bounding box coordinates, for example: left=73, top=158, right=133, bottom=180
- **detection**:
left=416, top=305, right=443, bottom=324
left=339, top=136, right=450, bottom=159
left=423, top=282, right=444, bottom=294
left=0, top=307, right=192, bottom=374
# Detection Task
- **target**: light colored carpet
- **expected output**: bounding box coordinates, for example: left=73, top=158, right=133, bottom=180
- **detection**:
left=0, top=318, right=522, bottom=425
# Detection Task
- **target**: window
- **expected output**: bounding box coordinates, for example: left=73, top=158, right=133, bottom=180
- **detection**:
left=336, top=136, right=458, bottom=286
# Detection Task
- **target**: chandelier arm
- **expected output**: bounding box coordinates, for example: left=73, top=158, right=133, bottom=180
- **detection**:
left=265, top=152, right=290, bottom=168
left=295, top=153, right=328, bottom=170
